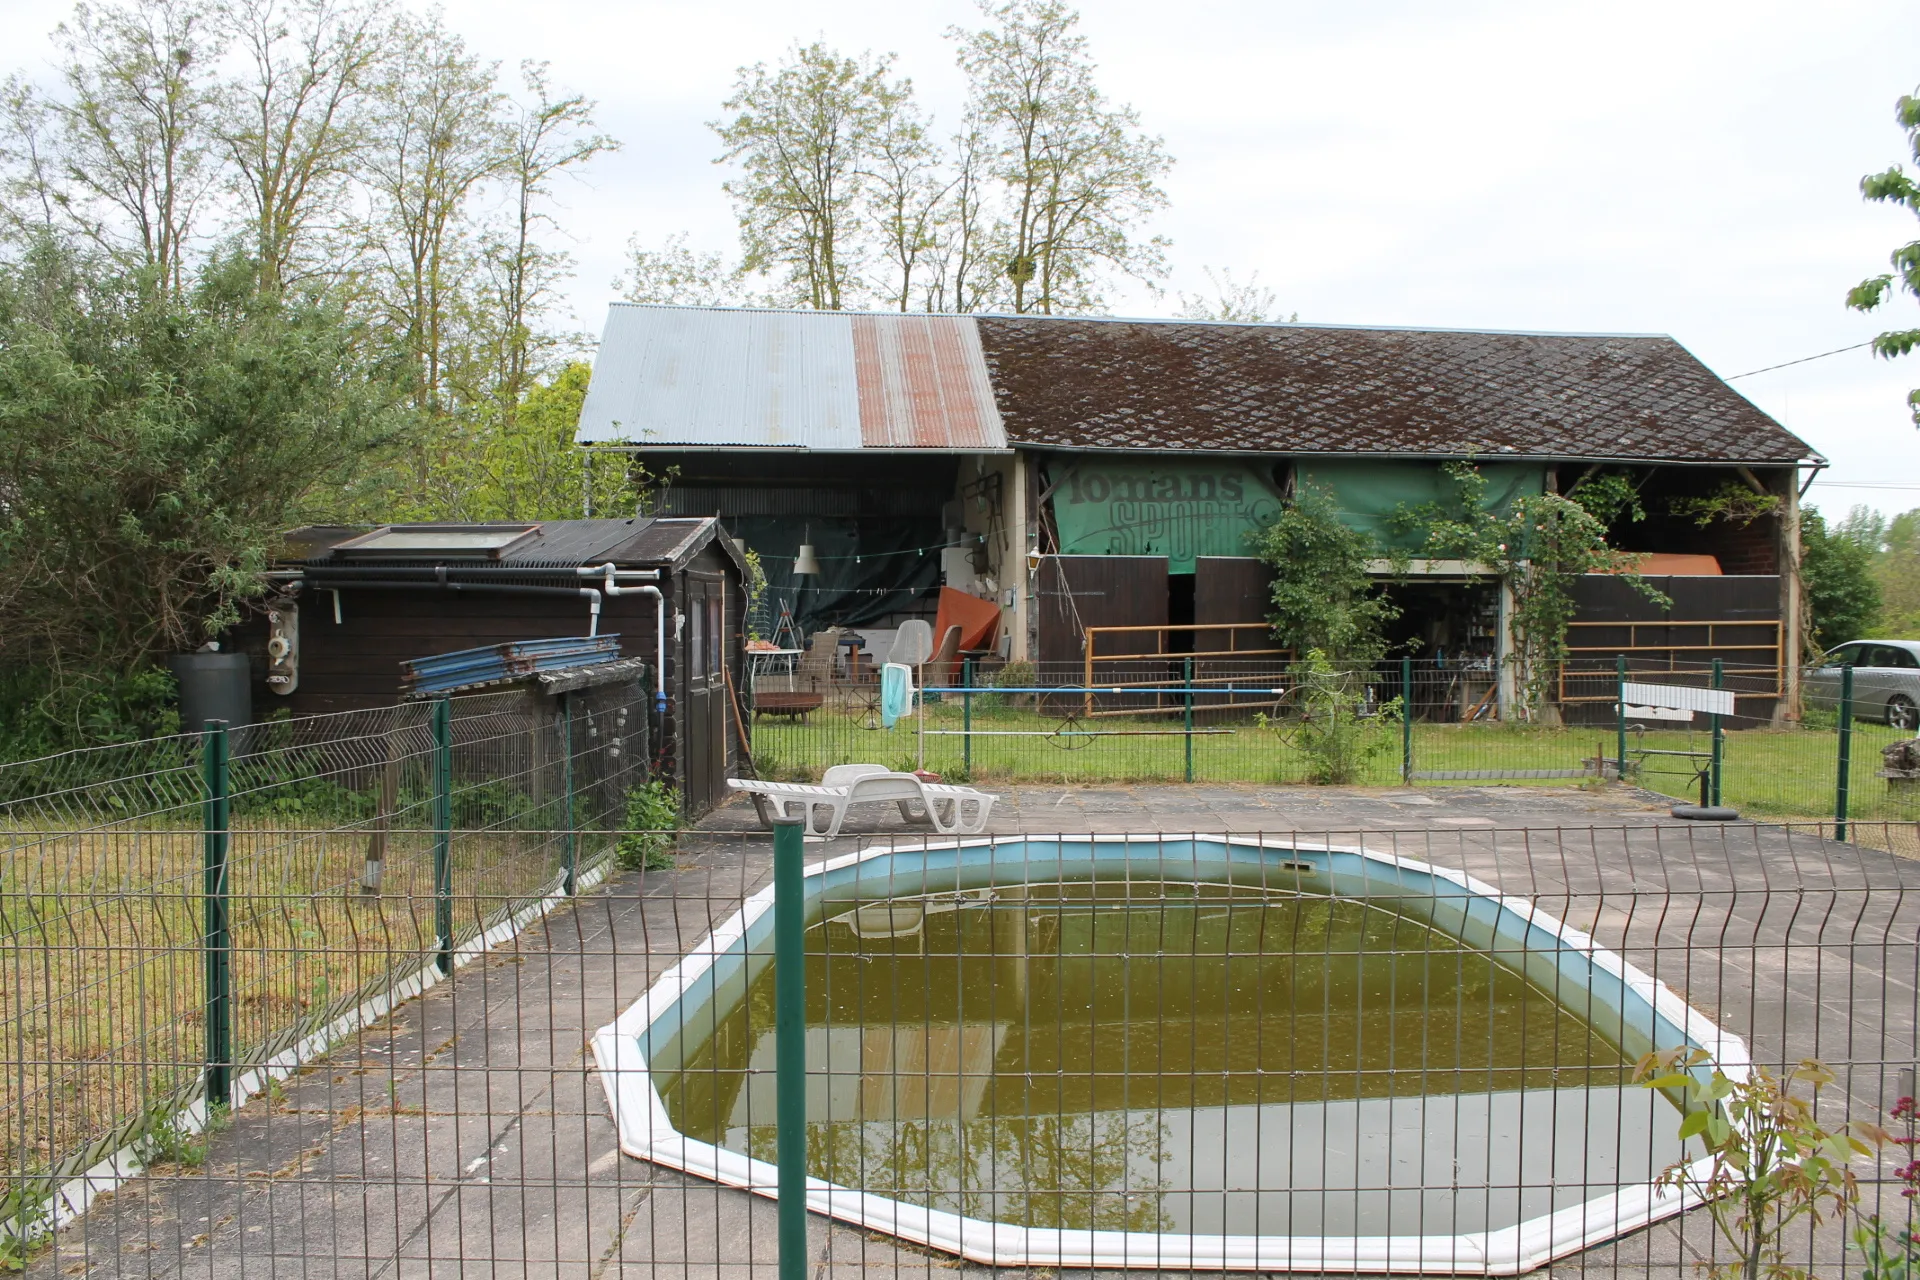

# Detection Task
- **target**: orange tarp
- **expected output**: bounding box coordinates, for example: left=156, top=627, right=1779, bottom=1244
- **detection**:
left=931, top=588, right=1001, bottom=681
left=1597, top=553, right=1723, bottom=576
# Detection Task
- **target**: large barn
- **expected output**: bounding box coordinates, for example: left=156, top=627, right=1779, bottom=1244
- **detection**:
left=576, top=304, right=1821, bottom=721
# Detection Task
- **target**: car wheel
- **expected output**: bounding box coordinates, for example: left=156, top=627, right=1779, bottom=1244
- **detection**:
left=1890, top=695, right=1919, bottom=731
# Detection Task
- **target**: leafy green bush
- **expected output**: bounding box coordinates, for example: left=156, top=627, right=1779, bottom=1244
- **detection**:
left=983, top=659, right=1037, bottom=710
left=1637, top=1048, right=1880, bottom=1280
left=1263, top=650, right=1401, bottom=785
left=615, top=779, right=681, bottom=872
left=1251, top=481, right=1397, bottom=663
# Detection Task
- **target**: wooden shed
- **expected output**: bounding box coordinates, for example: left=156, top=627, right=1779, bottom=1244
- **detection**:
left=238, top=517, right=748, bottom=815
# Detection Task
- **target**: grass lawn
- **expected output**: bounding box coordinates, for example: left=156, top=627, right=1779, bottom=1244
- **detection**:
left=751, top=698, right=1920, bottom=824
left=0, top=816, right=603, bottom=1194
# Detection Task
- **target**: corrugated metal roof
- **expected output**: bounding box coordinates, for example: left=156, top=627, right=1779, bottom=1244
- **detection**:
left=577, top=305, right=1008, bottom=451
left=578, top=305, right=1817, bottom=465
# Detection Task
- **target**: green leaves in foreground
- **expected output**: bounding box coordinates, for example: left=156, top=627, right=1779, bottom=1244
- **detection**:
left=1636, top=1047, right=1887, bottom=1280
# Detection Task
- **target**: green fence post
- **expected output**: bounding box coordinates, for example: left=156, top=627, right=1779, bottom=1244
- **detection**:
left=1615, top=654, right=1629, bottom=783
left=201, top=719, right=232, bottom=1111
left=560, top=692, right=577, bottom=896
left=1183, top=656, right=1195, bottom=784
left=432, top=697, right=454, bottom=975
left=772, top=816, right=807, bottom=1280
left=1836, top=663, right=1854, bottom=843
left=961, top=658, right=973, bottom=781
left=1401, top=655, right=1414, bottom=785
left=1710, top=658, right=1725, bottom=808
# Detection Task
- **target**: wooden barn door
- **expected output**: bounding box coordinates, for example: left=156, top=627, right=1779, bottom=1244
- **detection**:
left=1194, top=556, right=1280, bottom=714
left=684, top=575, right=729, bottom=811
left=1194, top=557, right=1275, bottom=630
left=1036, top=554, right=1169, bottom=679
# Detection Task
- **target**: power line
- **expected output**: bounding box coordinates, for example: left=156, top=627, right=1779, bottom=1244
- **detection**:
left=1809, top=480, right=1920, bottom=490
left=1726, top=341, right=1873, bottom=380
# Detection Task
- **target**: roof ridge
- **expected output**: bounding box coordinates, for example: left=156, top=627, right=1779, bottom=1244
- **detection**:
left=605, top=300, right=1673, bottom=342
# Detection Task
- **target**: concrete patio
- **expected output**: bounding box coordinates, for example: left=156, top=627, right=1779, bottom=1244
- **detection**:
left=30, top=783, right=1920, bottom=1279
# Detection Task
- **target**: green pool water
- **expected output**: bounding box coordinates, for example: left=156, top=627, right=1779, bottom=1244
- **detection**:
left=652, top=882, right=1689, bottom=1236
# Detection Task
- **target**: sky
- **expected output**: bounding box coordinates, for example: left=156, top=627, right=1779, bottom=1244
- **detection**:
left=3, top=0, right=1919, bottom=516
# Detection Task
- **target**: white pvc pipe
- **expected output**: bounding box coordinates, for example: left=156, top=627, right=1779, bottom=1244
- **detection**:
left=592, top=564, right=668, bottom=714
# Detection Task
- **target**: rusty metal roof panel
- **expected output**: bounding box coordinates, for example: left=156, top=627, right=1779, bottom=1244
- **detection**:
left=578, top=305, right=1007, bottom=451
left=974, top=317, right=1820, bottom=465
left=850, top=313, right=1004, bottom=448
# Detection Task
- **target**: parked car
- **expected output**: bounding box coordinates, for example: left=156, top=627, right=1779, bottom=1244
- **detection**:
left=1802, top=640, right=1920, bottom=729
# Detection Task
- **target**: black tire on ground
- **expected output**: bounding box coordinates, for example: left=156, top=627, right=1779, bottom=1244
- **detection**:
left=1889, top=695, right=1919, bottom=730
left=1671, top=804, right=1741, bottom=821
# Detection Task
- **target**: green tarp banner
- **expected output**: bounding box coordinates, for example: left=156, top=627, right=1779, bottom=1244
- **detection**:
left=1050, top=460, right=1285, bottom=573
left=1298, top=461, right=1546, bottom=552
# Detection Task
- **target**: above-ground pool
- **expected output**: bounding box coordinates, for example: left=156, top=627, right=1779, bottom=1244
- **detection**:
left=593, top=837, right=1744, bottom=1274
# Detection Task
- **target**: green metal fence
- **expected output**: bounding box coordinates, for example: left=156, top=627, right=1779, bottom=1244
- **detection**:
left=746, top=656, right=1920, bottom=828
left=1, top=682, right=649, bottom=1232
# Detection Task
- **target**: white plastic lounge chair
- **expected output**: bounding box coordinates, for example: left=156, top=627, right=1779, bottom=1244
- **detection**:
left=727, top=771, right=997, bottom=838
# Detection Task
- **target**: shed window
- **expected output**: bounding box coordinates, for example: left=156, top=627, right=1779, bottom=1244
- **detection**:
left=689, top=597, right=706, bottom=679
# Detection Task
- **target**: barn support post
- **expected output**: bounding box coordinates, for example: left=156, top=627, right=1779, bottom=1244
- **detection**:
left=1010, top=452, right=1030, bottom=662
left=1496, top=573, right=1519, bottom=720
left=432, top=697, right=454, bottom=974
left=1778, top=471, right=1803, bottom=725
left=201, top=719, right=232, bottom=1111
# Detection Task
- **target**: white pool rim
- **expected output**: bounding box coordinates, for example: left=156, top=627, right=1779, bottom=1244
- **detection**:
left=591, top=834, right=1746, bottom=1275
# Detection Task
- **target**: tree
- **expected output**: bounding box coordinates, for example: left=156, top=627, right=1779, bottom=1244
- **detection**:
left=619, top=231, right=741, bottom=305
left=864, top=85, right=948, bottom=311
left=0, top=238, right=413, bottom=700
left=38, top=0, right=226, bottom=294
left=1176, top=266, right=1292, bottom=323
left=1802, top=506, right=1883, bottom=651
left=1250, top=482, right=1397, bottom=663
left=950, top=0, right=1171, bottom=314
left=1847, top=87, right=1920, bottom=425
left=216, top=0, right=388, bottom=292
left=1873, top=506, right=1920, bottom=635
left=385, top=361, right=638, bottom=522
left=476, top=62, right=616, bottom=420
left=917, top=122, right=998, bottom=312
left=713, top=43, right=903, bottom=310
left=358, top=12, right=504, bottom=415
left=618, top=231, right=743, bottom=305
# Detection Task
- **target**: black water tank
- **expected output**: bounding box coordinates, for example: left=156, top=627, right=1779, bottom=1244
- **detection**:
left=169, top=652, right=253, bottom=734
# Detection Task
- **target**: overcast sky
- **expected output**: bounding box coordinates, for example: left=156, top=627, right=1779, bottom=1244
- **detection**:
left=5, top=0, right=1919, bottom=515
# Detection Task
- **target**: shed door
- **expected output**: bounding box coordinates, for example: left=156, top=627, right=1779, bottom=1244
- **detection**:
left=684, top=575, right=729, bottom=812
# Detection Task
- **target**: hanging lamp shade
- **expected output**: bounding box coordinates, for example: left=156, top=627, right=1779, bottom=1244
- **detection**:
left=793, top=543, right=823, bottom=576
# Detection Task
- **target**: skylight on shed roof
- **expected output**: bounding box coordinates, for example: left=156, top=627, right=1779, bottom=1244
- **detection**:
left=332, top=524, right=542, bottom=559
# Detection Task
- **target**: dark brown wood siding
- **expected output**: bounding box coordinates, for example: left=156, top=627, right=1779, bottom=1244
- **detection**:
left=1035, top=555, right=1169, bottom=671
left=1194, top=557, right=1274, bottom=627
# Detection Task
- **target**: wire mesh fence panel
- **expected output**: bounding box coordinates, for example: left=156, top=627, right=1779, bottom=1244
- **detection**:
left=5, top=819, right=1918, bottom=1277
left=0, top=682, right=653, bottom=1242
